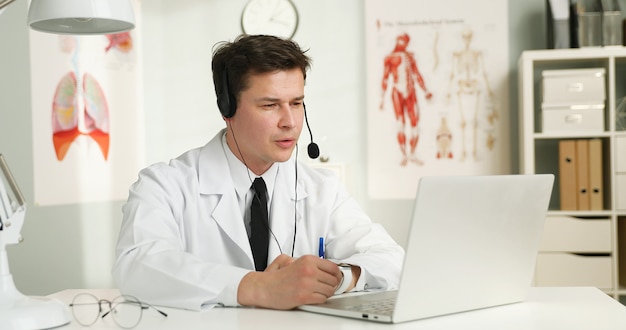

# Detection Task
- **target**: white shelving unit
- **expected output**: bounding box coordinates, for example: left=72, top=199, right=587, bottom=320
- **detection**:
left=518, top=47, right=626, bottom=304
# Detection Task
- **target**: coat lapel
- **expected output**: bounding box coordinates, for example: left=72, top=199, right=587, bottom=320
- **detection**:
left=197, top=131, right=254, bottom=268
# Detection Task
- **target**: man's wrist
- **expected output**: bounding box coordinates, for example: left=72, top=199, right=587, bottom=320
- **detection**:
left=334, top=264, right=353, bottom=294
left=237, top=271, right=264, bottom=307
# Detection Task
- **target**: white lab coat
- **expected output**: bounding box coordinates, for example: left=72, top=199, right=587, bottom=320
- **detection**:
left=112, top=130, right=404, bottom=311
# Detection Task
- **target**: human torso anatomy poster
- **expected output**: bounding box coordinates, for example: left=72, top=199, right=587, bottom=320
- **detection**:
left=365, top=0, right=510, bottom=199
left=29, top=0, right=143, bottom=206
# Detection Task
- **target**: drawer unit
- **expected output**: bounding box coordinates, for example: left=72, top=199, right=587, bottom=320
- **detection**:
left=535, top=253, right=612, bottom=289
left=520, top=48, right=626, bottom=302
left=539, top=216, right=611, bottom=252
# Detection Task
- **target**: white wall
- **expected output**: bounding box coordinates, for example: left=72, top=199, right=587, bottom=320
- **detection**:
left=0, top=0, right=552, bottom=295
left=138, top=0, right=545, bottom=258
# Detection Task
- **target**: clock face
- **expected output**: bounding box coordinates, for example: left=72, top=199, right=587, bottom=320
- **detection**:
left=241, top=0, right=299, bottom=39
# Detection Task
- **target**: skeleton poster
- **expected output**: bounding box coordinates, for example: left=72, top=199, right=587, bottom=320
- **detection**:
left=365, top=0, right=510, bottom=199
left=29, top=0, right=143, bottom=206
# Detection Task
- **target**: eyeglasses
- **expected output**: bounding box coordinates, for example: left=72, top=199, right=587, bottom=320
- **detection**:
left=69, top=293, right=167, bottom=329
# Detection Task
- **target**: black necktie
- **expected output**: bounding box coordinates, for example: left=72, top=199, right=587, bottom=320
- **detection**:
left=250, top=177, right=269, bottom=271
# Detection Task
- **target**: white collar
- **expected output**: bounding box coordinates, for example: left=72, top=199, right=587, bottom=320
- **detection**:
left=221, top=131, right=279, bottom=203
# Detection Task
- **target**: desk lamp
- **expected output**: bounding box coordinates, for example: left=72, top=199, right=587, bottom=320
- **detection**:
left=0, top=1, right=135, bottom=328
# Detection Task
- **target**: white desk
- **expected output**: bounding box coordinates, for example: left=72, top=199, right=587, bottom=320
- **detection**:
left=47, top=287, right=626, bottom=329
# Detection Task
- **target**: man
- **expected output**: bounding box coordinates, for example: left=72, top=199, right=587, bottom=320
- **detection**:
left=380, top=33, right=433, bottom=166
left=112, top=34, right=404, bottom=311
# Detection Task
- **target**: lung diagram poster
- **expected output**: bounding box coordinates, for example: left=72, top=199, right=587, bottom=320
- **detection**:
left=29, top=0, right=144, bottom=206
left=365, top=0, right=510, bottom=199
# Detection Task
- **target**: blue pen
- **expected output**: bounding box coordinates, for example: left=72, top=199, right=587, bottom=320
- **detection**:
left=318, top=237, right=325, bottom=259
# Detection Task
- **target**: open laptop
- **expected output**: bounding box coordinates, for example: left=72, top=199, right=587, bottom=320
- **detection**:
left=298, top=174, right=554, bottom=323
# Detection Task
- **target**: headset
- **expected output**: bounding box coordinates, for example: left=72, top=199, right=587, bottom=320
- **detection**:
left=217, top=68, right=319, bottom=159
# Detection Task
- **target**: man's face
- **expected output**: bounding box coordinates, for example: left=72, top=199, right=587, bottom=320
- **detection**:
left=225, top=68, right=305, bottom=175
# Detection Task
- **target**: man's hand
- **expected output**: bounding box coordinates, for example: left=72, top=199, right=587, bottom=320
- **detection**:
left=237, top=254, right=343, bottom=310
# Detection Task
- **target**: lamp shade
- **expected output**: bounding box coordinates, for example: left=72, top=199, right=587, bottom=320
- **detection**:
left=28, top=0, right=135, bottom=35
left=0, top=0, right=16, bottom=10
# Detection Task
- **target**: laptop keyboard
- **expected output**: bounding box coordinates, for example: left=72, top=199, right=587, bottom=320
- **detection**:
left=345, top=298, right=396, bottom=315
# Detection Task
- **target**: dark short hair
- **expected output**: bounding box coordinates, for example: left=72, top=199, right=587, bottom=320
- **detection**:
left=212, top=34, right=311, bottom=109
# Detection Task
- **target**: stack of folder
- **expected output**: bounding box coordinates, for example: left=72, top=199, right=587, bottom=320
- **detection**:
left=558, top=139, right=603, bottom=210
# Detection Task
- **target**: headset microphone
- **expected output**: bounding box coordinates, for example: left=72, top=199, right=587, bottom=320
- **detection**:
left=307, top=142, right=320, bottom=159
left=303, top=103, right=319, bottom=159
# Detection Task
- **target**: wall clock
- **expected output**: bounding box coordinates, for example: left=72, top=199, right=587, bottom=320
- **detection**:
left=241, top=0, right=299, bottom=39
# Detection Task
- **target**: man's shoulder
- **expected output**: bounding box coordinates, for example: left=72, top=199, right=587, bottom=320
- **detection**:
left=297, top=162, right=343, bottom=187
left=138, top=145, right=207, bottom=180
left=159, top=133, right=225, bottom=171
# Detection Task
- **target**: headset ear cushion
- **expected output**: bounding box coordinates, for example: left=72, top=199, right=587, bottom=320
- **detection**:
left=218, top=69, right=236, bottom=118
left=217, top=93, right=230, bottom=117
left=227, top=91, right=237, bottom=118
left=218, top=95, right=236, bottom=118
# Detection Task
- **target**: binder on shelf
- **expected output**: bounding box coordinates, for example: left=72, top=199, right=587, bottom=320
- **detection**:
left=588, top=139, right=603, bottom=210
left=559, top=140, right=578, bottom=210
left=547, top=0, right=571, bottom=49
left=576, top=139, right=590, bottom=210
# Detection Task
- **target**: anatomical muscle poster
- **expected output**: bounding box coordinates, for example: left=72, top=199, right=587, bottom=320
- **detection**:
left=29, top=0, right=143, bottom=206
left=365, top=0, right=510, bottom=199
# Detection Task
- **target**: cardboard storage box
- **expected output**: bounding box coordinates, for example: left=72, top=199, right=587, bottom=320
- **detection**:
left=542, top=68, right=606, bottom=105
left=541, top=103, right=604, bottom=133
